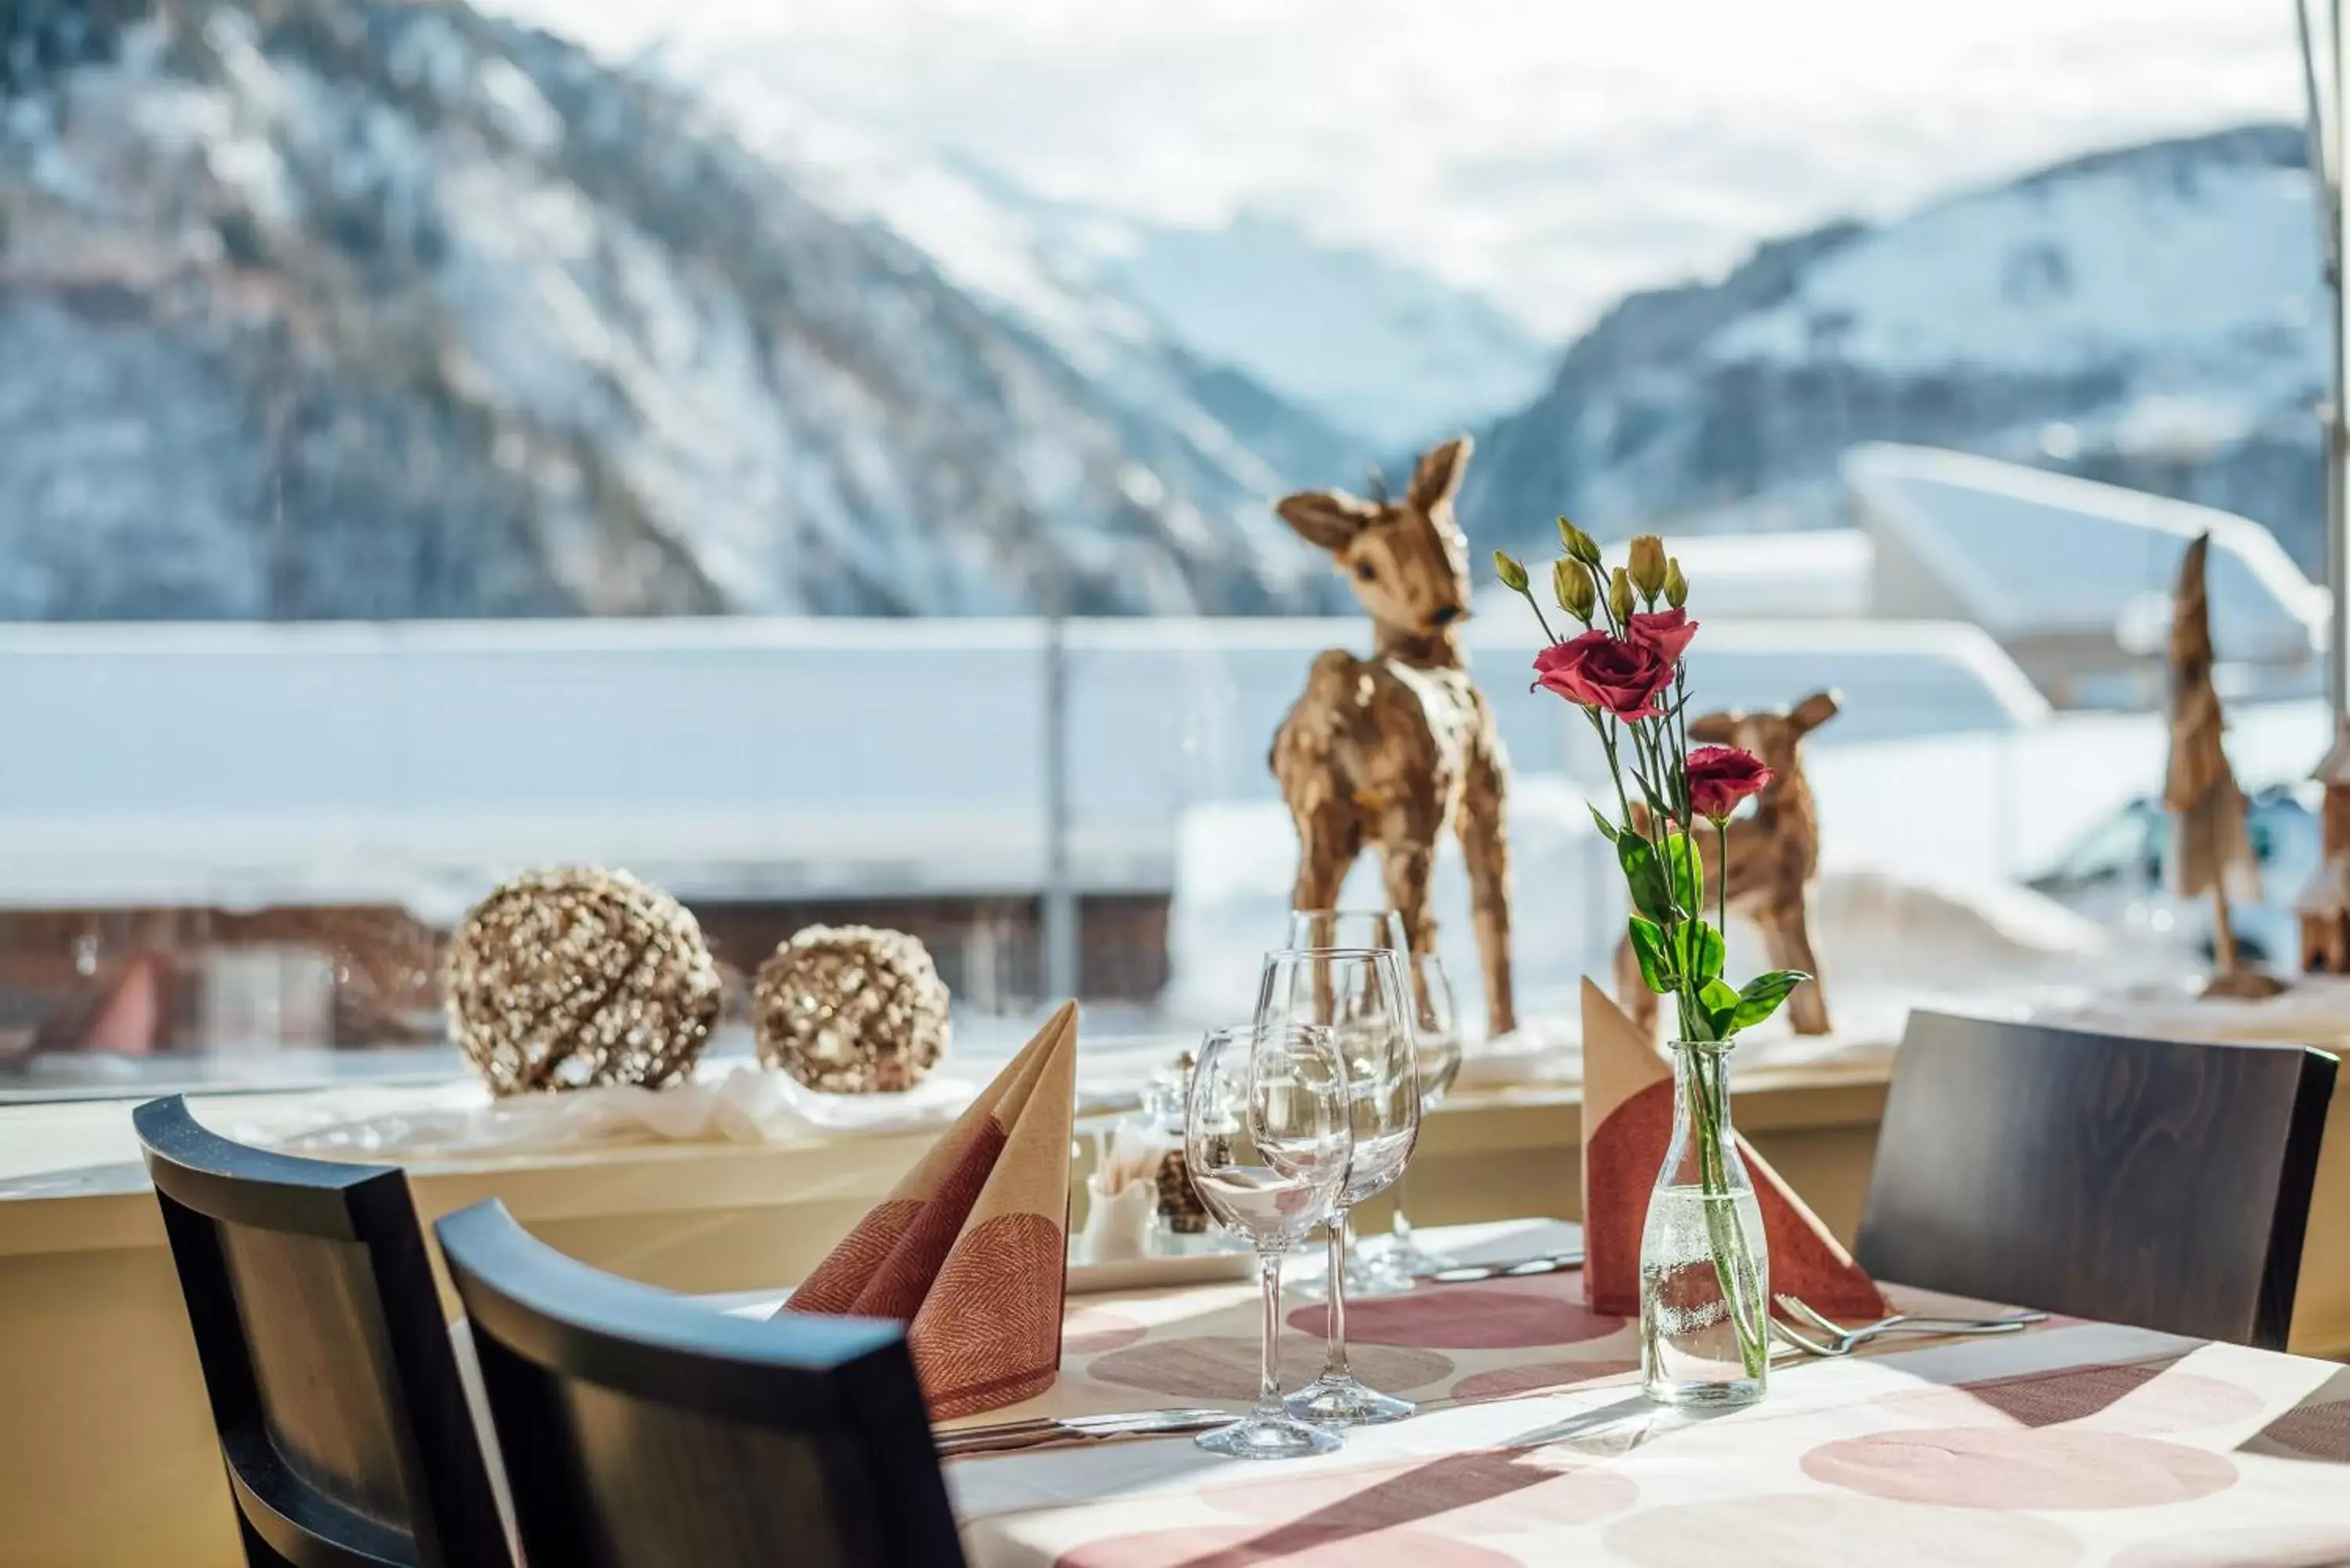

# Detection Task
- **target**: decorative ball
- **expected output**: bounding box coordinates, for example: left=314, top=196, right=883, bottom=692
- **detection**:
left=445, top=867, right=723, bottom=1096
left=753, top=925, right=950, bottom=1093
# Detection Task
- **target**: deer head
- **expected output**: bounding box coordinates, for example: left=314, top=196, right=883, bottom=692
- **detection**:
left=1689, top=690, right=1839, bottom=811
left=1277, top=436, right=1473, bottom=643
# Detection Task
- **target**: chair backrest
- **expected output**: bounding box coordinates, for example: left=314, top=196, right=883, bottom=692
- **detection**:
left=132, top=1097, right=512, bottom=1568
left=434, top=1199, right=966, bottom=1568
left=1856, top=1011, right=2337, bottom=1349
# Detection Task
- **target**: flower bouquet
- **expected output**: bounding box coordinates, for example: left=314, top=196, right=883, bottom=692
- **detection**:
left=1495, top=527, right=1811, bottom=1399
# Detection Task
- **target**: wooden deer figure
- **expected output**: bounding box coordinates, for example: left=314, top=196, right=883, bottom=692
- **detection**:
left=1615, top=690, right=1838, bottom=1038
left=1270, top=436, right=1516, bottom=1037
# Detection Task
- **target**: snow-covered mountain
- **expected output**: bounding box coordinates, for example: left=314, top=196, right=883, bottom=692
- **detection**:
left=0, top=0, right=1347, bottom=619
left=671, top=75, right=1545, bottom=464
left=974, top=191, right=1552, bottom=455
left=1462, top=125, right=2330, bottom=573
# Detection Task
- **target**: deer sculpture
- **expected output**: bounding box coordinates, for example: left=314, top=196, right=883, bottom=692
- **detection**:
left=1615, top=690, right=1838, bottom=1038
left=1270, top=435, right=1516, bottom=1038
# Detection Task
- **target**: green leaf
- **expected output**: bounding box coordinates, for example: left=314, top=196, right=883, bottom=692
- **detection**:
left=1674, top=919, right=1725, bottom=988
left=1617, top=835, right=1672, bottom=922
left=1626, top=917, right=1676, bottom=994
left=1697, top=978, right=1741, bottom=1041
left=1663, top=832, right=1704, bottom=916
left=1588, top=804, right=1620, bottom=844
left=1726, top=970, right=1812, bottom=1034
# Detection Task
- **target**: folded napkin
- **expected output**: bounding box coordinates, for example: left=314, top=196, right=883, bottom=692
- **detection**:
left=782, top=1002, right=1079, bottom=1418
left=1580, top=978, right=1886, bottom=1319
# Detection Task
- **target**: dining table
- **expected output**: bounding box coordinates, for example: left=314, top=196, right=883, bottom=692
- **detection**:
left=720, top=1219, right=2350, bottom=1566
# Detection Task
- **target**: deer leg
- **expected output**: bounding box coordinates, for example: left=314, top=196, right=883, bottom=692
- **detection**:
left=1291, top=807, right=1358, bottom=916
left=1459, top=742, right=1517, bottom=1039
left=1759, top=905, right=1832, bottom=1036
left=1289, top=809, right=1361, bottom=1024
left=1380, top=839, right=1437, bottom=1022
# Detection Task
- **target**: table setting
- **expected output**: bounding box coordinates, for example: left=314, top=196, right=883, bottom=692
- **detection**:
left=708, top=915, right=2350, bottom=1564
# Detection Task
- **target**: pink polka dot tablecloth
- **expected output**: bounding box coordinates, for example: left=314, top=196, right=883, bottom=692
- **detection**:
left=924, top=1222, right=2350, bottom=1568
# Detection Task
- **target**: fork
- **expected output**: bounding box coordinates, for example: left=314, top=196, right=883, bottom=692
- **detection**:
left=935, top=1407, right=1234, bottom=1457
left=1775, top=1294, right=2046, bottom=1356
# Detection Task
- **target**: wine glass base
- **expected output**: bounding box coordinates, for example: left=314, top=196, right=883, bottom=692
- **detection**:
left=1378, top=1236, right=1458, bottom=1281
left=1295, top=1255, right=1412, bottom=1302
left=1195, top=1414, right=1344, bottom=1460
left=1286, top=1376, right=1417, bottom=1427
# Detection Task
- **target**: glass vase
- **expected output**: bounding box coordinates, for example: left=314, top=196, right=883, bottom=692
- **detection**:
left=1639, top=1037, right=1770, bottom=1408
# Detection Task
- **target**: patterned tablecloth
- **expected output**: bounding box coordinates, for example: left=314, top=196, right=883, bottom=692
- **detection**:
left=895, top=1220, right=2350, bottom=1568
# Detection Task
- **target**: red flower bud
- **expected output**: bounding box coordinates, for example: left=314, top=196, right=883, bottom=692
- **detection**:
left=1687, top=745, right=1774, bottom=822
left=1625, top=607, right=1698, bottom=665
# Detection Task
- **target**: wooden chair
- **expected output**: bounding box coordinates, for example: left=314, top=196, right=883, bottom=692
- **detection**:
left=1856, top=1011, right=2338, bottom=1349
left=132, top=1096, right=512, bottom=1568
left=435, top=1198, right=967, bottom=1568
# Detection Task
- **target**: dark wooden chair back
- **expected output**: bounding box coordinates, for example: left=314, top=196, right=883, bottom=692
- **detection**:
left=434, top=1199, right=966, bottom=1568
left=1857, top=1011, right=2337, bottom=1349
left=132, top=1096, right=513, bottom=1568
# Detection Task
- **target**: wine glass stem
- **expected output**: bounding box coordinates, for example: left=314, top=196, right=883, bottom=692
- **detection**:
left=1324, top=1209, right=1352, bottom=1379
left=1254, top=1248, right=1285, bottom=1418
left=1391, top=1174, right=1414, bottom=1244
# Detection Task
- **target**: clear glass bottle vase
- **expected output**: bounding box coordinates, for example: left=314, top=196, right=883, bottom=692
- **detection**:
left=1638, top=1037, right=1770, bottom=1408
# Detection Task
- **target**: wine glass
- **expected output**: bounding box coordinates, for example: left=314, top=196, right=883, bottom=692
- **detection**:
left=1384, top=949, right=1464, bottom=1279
left=1256, top=947, right=1420, bottom=1426
left=1285, top=909, right=1413, bottom=1298
left=1184, top=1022, right=1355, bottom=1460
left=1285, top=909, right=1408, bottom=958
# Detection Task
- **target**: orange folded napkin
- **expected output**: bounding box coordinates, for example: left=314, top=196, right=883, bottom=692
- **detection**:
left=781, top=1002, right=1079, bottom=1418
left=1581, top=978, right=1887, bottom=1319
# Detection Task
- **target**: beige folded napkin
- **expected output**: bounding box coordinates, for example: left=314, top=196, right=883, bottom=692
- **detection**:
left=1580, top=978, right=1886, bottom=1319
left=781, top=1002, right=1079, bottom=1418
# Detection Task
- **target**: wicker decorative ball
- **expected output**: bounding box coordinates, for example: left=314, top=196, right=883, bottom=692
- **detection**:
left=445, top=867, right=723, bottom=1096
left=753, top=925, right=950, bottom=1093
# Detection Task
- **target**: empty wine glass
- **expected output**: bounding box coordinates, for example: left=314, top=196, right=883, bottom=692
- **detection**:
left=1384, top=949, right=1464, bottom=1279
left=1285, top=908, right=1408, bottom=958
left=1285, top=909, right=1414, bottom=1299
left=1184, top=1022, right=1355, bottom=1460
left=1256, top=947, right=1419, bottom=1426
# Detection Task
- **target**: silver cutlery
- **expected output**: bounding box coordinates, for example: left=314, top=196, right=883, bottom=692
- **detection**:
left=1422, top=1248, right=1586, bottom=1284
left=936, top=1407, right=1235, bottom=1457
left=1771, top=1317, right=1842, bottom=1357
left=1774, top=1294, right=2048, bottom=1357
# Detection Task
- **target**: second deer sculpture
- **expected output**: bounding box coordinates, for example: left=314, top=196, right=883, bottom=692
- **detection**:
left=1615, top=690, right=1839, bottom=1039
left=1270, top=436, right=1516, bottom=1039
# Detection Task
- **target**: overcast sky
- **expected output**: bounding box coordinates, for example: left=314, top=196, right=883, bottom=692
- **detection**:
left=494, top=0, right=2308, bottom=337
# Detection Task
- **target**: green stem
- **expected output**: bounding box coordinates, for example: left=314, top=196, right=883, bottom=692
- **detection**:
left=1516, top=584, right=1563, bottom=645
left=1586, top=562, right=1618, bottom=634
left=1716, top=820, right=1730, bottom=954
left=1686, top=1050, right=1768, bottom=1380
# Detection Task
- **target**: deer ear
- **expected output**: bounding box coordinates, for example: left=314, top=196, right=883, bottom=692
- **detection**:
left=1277, top=491, right=1376, bottom=554
left=1406, top=435, right=1473, bottom=512
left=1687, top=710, right=1739, bottom=744
left=1790, top=689, right=1840, bottom=735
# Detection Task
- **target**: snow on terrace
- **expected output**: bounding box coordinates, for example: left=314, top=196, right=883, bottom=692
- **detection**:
left=1845, top=442, right=2326, bottom=663
left=0, top=614, right=2047, bottom=915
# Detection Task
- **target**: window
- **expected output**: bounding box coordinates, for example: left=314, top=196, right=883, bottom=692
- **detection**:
left=0, top=1, right=2328, bottom=1097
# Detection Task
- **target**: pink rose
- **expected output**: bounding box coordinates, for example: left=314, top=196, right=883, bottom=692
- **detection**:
left=1625, top=607, right=1698, bottom=665
left=1533, top=631, right=1674, bottom=722
left=1687, top=745, right=1774, bottom=822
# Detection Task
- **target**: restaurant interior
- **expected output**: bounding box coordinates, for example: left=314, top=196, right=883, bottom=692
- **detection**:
left=4, top=2, right=2350, bottom=1564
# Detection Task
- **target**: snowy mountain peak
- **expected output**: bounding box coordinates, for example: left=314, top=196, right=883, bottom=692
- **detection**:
left=1464, top=124, right=2325, bottom=572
